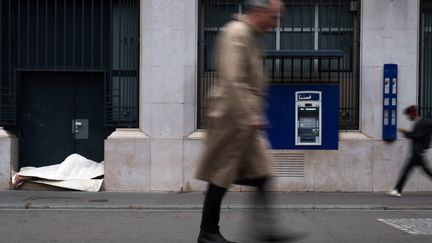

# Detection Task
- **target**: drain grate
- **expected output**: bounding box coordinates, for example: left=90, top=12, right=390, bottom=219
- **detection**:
left=270, top=151, right=305, bottom=177
left=378, top=218, right=432, bottom=235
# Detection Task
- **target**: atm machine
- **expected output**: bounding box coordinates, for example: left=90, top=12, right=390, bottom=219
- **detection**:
left=264, top=50, right=342, bottom=150
left=295, top=91, right=322, bottom=146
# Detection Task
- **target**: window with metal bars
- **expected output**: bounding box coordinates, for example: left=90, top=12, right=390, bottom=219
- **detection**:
left=198, top=0, right=360, bottom=130
left=0, top=0, right=139, bottom=128
left=420, top=0, right=432, bottom=119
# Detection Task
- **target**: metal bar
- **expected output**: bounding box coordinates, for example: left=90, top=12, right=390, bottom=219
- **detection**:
left=0, top=0, right=5, bottom=123
left=135, top=0, right=140, bottom=124
left=300, top=57, right=303, bottom=82
left=309, top=56, right=312, bottom=81
left=326, top=1, right=330, bottom=49
left=54, top=0, right=57, bottom=67
left=109, top=0, right=113, bottom=106
left=424, top=3, right=427, bottom=113
left=272, top=57, right=275, bottom=81
left=338, top=58, right=340, bottom=84
left=18, top=0, right=21, bottom=68
left=119, top=0, right=123, bottom=117
left=300, top=0, right=304, bottom=50
left=91, top=0, right=94, bottom=68
left=338, top=0, right=345, bottom=124
left=133, top=0, right=137, bottom=119
left=197, top=0, right=203, bottom=128
left=275, top=1, right=280, bottom=51
left=123, top=0, right=129, bottom=79
left=428, top=1, right=432, bottom=111
left=82, top=0, right=85, bottom=69
left=128, top=0, right=136, bottom=117
left=291, top=57, right=294, bottom=81
left=126, top=0, right=131, bottom=116
left=342, top=1, right=348, bottom=125
left=103, top=70, right=107, bottom=125
left=424, top=0, right=428, bottom=111
left=314, top=1, right=319, bottom=52
left=291, top=0, right=294, bottom=49
left=424, top=1, right=432, bottom=110
left=64, top=0, right=66, bottom=67
left=27, top=0, right=30, bottom=67
left=337, top=0, right=342, bottom=49
left=421, top=1, right=424, bottom=112
left=355, top=0, right=360, bottom=128
left=36, top=0, right=39, bottom=66
left=73, top=0, right=76, bottom=67
left=424, top=2, right=429, bottom=112
left=101, top=0, right=104, bottom=69
left=45, top=0, right=48, bottom=68
left=0, top=1, right=2, bottom=95
left=8, top=0, right=12, bottom=97
left=281, top=58, right=284, bottom=82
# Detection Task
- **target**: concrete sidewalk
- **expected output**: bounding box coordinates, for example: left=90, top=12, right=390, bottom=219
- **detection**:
left=1, top=190, right=432, bottom=210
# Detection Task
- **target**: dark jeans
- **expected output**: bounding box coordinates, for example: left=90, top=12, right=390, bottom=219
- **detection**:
left=200, top=177, right=269, bottom=233
left=395, top=153, right=432, bottom=193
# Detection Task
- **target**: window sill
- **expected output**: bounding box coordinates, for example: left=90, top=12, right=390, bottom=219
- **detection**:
left=185, top=130, right=371, bottom=141
left=339, top=131, right=372, bottom=141
left=107, top=128, right=150, bottom=139
left=184, top=130, right=206, bottom=140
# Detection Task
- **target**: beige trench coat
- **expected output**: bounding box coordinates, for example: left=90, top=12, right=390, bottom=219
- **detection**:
left=195, top=16, right=273, bottom=188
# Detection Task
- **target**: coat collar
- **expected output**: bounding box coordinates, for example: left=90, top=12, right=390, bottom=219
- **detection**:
left=234, top=14, right=262, bottom=34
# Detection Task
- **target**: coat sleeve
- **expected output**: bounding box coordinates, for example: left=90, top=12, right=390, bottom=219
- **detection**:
left=404, top=120, right=428, bottom=140
left=217, top=30, right=264, bottom=126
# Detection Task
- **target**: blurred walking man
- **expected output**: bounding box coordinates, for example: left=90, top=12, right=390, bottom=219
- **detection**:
left=389, top=105, right=432, bottom=197
left=194, top=1, right=302, bottom=242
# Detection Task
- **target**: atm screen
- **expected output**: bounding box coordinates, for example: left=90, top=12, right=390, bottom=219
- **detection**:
left=299, top=117, right=317, bottom=128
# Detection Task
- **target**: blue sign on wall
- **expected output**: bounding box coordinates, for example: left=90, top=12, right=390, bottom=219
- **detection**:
left=266, top=84, right=339, bottom=150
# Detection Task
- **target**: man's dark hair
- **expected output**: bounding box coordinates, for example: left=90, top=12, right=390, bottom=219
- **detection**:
left=404, top=105, right=417, bottom=115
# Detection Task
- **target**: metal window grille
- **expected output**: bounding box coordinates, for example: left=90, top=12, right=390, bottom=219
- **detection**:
left=263, top=50, right=344, bottom=84
left=420, top=0, right=432, bottom=119
left=0, top=0, right=139, bottom=127
left=198, top=0, right=360, bottom=130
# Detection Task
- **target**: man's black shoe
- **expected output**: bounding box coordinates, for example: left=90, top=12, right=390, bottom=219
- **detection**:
left=197, top=230, right=236, bottom=243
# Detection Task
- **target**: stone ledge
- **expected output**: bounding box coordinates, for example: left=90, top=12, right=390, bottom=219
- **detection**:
left=107, top=129, right=150, bottom=140
left=339, top=131, right=373, bottom=141
left=184, top=130, right=206, bottom=140
left=186, top=130, right=374, bottom=141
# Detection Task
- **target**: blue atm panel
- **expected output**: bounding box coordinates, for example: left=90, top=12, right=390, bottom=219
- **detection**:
left=383, top=64, right=398, bottom=141
left=266, top=84, right=339, bottom=150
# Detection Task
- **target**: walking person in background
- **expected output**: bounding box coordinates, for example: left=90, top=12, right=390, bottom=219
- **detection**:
left=195, top=0, right=302, bottom=242
left=389, top=105, right=432, bottom=197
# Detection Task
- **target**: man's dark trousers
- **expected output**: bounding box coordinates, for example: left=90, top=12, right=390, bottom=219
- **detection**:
left=395, top=153, right=432, bottom=192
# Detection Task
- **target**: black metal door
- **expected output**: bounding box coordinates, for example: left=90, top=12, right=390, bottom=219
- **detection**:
left=0, top=0, right=140, bottom=128
left=19, top=72, right=112, bottom=168
left=74, top=72, right=112, bottom=162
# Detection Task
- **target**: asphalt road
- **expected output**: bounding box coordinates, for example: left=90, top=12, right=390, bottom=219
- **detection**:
left=1, top=209, right=432, bottom=243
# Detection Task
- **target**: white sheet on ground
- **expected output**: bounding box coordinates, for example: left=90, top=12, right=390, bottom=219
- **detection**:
left=31, top=179, right=104, bottom=192
left=16, top=154, right=104, bottom=192
left=18, top=154, right=103, bottom=180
